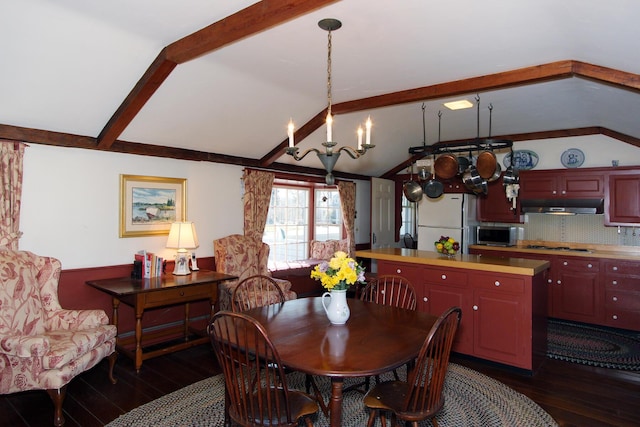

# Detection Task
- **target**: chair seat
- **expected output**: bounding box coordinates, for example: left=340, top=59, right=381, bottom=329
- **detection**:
left=364, top=381, right=441, bottom=420
left=233, top=387, right=319, bottom=426
left=43, top=324, right=117, bottom=369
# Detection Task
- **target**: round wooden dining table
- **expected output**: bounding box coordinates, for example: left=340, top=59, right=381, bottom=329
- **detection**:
left=242, top=297, right=439, bottom=427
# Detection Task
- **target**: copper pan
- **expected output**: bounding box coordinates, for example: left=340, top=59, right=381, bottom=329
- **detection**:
left=434, top=153, right=458, bottom=180
left=476, top=150, right=497, bottom=179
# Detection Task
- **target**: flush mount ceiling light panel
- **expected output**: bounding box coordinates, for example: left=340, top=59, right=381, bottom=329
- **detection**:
left=443, top=99, right=474, bottom=110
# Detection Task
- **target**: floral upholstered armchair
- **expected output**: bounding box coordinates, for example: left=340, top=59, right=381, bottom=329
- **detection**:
left=0, top=249, right=117, bottom=427
left=214, top=234, right=296, bottom=310
left=309, top=238, right=351, bottom=260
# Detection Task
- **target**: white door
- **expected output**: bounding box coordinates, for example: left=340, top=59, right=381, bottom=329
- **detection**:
left=370, top=177, right=395, bottom=249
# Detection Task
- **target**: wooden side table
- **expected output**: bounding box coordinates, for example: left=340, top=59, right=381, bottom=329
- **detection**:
left=87, top=269, right=236, bottom=372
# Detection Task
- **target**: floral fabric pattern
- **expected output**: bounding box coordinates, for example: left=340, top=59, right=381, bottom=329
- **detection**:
left=0, top=249, right=116, bottom=394
left=214, top=234, right=295, bottom=310
left=310, top=238, right=350, bottom=259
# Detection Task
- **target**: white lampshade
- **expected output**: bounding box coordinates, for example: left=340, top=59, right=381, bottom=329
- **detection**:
left=166, top=221, right=199, bottom=250
left=166, top=222, right=199, bottom=275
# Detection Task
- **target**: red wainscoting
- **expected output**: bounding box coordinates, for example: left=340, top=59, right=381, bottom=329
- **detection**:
left=58, top=257, right=217, bottom=343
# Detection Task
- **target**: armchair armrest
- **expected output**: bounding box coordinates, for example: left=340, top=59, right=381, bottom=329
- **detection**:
left=45, top=309, right=110, bottom=330
left=0, top=334, right=50, bottom=357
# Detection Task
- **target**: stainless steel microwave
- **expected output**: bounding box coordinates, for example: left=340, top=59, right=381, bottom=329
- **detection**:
left=476, top=226, right=519, bottom=247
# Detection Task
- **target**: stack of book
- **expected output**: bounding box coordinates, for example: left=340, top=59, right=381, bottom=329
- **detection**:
left=134, top=250, right=164, bottom=278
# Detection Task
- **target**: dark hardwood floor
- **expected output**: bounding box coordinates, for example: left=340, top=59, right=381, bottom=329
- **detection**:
left=1, top=345, right=638, bottom=427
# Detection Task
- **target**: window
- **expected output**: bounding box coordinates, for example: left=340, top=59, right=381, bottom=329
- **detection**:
left=263, top=181, right=342, bottom=265
left=399, top=193, right=416, bottom=239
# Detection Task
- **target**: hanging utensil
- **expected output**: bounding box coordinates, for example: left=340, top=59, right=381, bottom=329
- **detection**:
left=424, top=154, right=444, bottom=198
left=503, top=147, right=519, bottom=186
left=403, top=163, right=423, bottom=202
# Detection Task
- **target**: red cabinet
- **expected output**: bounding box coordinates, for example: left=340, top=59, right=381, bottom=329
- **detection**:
left=519, top=169, right=605, bottom=200
left=602, top=260, right=640, bottom=330
left=476, top=177, right=522, bottom=223
left=606, top=170, right=640, bottom=225
left=551, top=257, right=602, bottom=324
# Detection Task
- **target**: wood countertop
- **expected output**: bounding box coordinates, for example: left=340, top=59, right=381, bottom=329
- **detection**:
left=470, top=241, right=640, bottom=261
left=356, top=248, right=550, bottom=276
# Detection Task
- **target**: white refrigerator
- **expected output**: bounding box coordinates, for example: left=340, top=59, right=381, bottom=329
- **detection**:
left=417, top=193, right=478, bottom=254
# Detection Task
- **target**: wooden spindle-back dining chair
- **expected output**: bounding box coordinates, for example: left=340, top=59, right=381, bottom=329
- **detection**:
left=360, top=275, right=417, bottom=310
left=209, top=311, right=319, bottom=427
left=363, top=306, right=462, bottom=427
left=231, top=275, right=287, bottom=313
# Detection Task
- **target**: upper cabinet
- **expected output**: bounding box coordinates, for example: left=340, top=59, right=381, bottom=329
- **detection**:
left=476, top=177, right=523, bottom=223
left=518, top=169, right=605, bottom=200
left=606, top=169, right=640, bottom=225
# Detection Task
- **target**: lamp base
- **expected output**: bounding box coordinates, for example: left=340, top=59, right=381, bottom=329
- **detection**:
left=173, top=252, right=191, bottom=275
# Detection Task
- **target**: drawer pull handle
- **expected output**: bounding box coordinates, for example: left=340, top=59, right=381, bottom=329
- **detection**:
left=613, top=266, right=618, bottom=271
left=612, top=280, right=618, bottom=285
left=587, top=264, right=593, bottom=269
left=612, top=315, right=618, bottom=320
left=612, top=296, right=618, bottom=302
left=563, top=261, right=568, bottom=266
left=473, top=305, right=478, bottom=311
left=441, top=274, right=447, bottom=280
left=494, top=281, right=500, bottom=287
left=396, top=269, right=401, bottom=274
left=180, top=291, right=185, bottom=296
left=423, top=297, right=428, bottom=302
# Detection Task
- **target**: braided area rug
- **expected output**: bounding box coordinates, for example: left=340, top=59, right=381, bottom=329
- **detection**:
left=106, top=363, right=557, bottom=427
left=547, top=319, right=640, bottom=370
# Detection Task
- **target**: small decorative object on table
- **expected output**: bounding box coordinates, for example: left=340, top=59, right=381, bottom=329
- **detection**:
left=311, top=251, right=366, bottom=325
left=435, top=236, right=460, bottom=257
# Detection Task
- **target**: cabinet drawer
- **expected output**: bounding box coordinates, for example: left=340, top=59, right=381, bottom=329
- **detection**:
left=604, top=275, right=640, bottom=291
left=604, top=309, right=640, bottom=331
left=143, top=284, right=213, bottom=306
left=557, top=257, right=600, bottom=271
left=423, top=268, right=467, bottom=286
left=605, top=290, right=640, bottom=311
left=474, top=274, right=525, bottom=293
left=603, top=261, right=640, bottom=276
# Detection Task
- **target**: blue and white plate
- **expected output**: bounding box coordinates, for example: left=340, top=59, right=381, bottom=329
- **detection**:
left=503, top=150, right=539, bottom=170
left=561, top=148, right=585, bottom=168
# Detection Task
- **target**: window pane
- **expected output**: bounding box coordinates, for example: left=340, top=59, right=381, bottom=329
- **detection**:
left=264, top=186, right=310, bottom=265
left=315, top=189, right=342, bottom=241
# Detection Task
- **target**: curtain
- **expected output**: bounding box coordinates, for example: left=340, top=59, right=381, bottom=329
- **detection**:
left=243, top=169, right=275, bottom=242
left=338, top=181, right=356, bottom=256
left=0, top=140, right=26, bottom=250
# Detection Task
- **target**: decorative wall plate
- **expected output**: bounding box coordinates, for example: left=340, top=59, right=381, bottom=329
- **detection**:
left=503, top=150, right=539, bottom=170
left=561, top=148, right=585, bottom=168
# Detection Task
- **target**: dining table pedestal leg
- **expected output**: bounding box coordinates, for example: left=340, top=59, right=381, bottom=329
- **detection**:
left=329, top=377, right=344, bottom=427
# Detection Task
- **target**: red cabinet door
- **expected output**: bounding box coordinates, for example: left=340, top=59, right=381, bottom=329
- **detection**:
left=552, top=258, right=602, bottom=323
left=476, top=177, right=522, bottom=223
left=606, top=172, right=640, bottom=225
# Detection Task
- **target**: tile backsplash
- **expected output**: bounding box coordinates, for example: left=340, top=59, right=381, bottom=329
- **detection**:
left=515, top=213, right=640, bottom=247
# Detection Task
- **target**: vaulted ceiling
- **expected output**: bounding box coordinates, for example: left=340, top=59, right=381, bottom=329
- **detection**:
left=2, top=0, right=639, bottom=182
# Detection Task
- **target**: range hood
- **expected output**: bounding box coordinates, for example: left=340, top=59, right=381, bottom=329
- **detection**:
left=520, top=198, right=604, bottom=215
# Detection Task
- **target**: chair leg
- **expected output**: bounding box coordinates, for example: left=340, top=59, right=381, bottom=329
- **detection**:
left=46, top=386, right=67, bottom=427
left=367, top=409, right=378, bottom=427
left=107, top=351, right=118, bottom=384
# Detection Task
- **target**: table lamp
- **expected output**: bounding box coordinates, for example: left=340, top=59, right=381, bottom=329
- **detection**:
left=166, top=221, right=199, bottom=275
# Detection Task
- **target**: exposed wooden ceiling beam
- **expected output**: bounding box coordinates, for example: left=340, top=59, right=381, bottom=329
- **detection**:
left=96, top=0, right=340, bottom=150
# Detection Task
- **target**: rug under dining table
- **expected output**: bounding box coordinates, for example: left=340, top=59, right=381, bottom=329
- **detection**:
left=106, top=363, right=557, bottom=427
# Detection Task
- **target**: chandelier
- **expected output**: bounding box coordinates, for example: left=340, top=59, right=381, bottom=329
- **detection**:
left=285, top=18, right=375, bottom=185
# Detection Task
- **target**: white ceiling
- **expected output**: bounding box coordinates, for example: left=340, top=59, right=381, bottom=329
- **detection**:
left=2, top=0, right=639, bottom=178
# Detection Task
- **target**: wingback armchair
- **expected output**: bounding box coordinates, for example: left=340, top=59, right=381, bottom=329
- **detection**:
left=0, top=249, right=117, bottom=426
left=214, top=234, right=296, bottom=310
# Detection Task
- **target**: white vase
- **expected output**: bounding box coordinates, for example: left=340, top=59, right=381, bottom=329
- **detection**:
left=322, top=289, right=350, bottom=325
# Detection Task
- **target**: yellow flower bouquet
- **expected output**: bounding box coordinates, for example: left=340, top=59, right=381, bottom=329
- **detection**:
left=310, top=251, right=366, bottom=291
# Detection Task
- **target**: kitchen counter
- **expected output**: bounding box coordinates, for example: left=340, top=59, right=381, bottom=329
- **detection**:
left=356, top=248, right=549, bottom=275
left=469, top=241, right=640, bottom=261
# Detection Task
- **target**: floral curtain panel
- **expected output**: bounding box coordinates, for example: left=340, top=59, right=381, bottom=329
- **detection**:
left=242, top=169, right=274, bottom=242
left=0, top=140, right=26, bottom=250
left=338, top=181, right=356, bottom=256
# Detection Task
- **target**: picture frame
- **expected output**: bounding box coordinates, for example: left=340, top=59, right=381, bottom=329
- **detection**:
left=119, top=174, right=187, bottom=238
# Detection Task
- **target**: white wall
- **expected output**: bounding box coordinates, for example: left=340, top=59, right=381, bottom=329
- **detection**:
left=20, top=144, right=373, bottom=269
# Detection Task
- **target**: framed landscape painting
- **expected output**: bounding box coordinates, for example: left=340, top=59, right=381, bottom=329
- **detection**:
left=120, top=174, right=187, bottom=237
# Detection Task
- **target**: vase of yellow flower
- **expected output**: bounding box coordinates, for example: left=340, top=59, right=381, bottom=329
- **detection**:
left=311, top=251, right=365, bottom=325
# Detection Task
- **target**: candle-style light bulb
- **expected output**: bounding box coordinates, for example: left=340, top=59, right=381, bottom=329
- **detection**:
left=287, top=119, right=295, bottom=148
left=365, top=116, right=372, bottom=146
left=326, top=113, right=333, bottom=142
left=357, top=126, right=363, bottom=150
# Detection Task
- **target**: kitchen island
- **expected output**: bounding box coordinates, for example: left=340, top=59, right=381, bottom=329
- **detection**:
left=356, top=248, right=550, bottom=372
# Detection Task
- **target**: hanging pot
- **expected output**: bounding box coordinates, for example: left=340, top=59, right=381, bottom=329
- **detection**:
left=503, top=149, right=519, bottom=186
left=456, top=156, right=470, bottom=175
left=476, top=149, right=497, bottom=179
left=424, top=160, right=444, bottom=199
left=487, top=162, right=502, bottom=183
left=434, top=153, right=458, bottom=180
left=403, top=163, right=423, bottom=202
